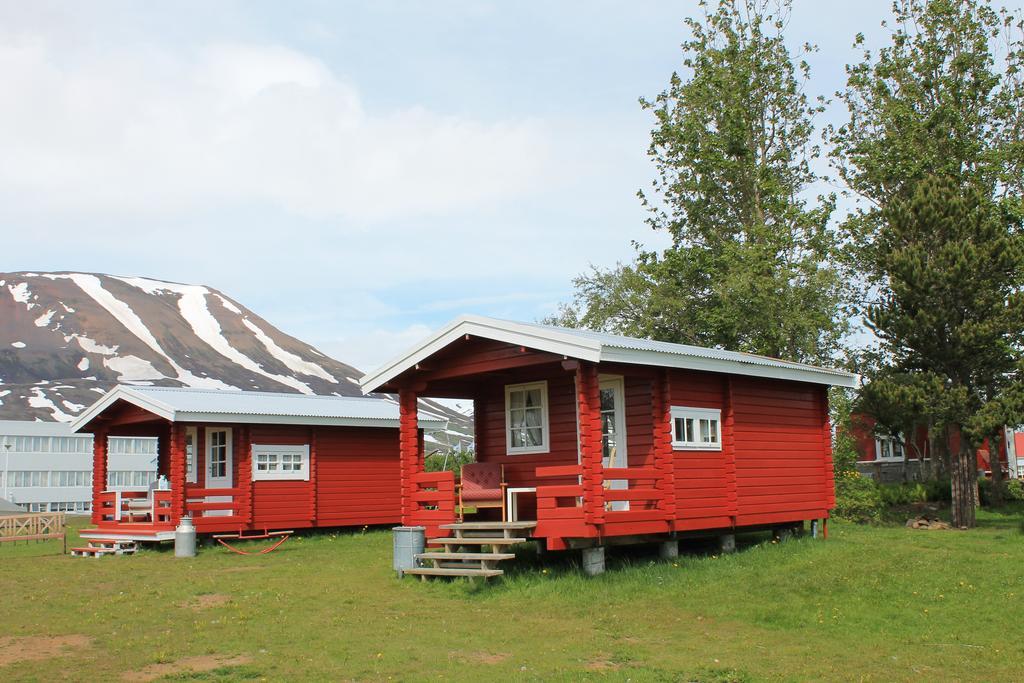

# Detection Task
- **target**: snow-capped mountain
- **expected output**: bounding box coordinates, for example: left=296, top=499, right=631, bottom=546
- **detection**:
left=0, top=272, right=472, bottom=446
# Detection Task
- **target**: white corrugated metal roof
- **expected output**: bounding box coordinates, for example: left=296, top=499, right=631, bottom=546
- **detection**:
left=70, top=386, right=448, bottom=432
left=360, top=315, right=859, bottom=392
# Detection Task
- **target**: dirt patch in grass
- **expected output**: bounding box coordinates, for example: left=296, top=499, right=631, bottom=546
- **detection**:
left=0, top=634, right=92, bottom=666
left=178, top=593, right=231, bottom=611
left=585, top=657, right=622, bottom=672
left=121, top=654, right=253, bottom=681
left=449, top=650, right=510, bottom=665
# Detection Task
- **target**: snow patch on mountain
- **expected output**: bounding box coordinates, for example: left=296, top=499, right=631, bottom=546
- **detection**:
left=104, top=355, right=166, bottom=382
left=77, top=357, right=90, bottom=371
left=241, top=318, right=337, bottom=383
left=116, top=276, right=317, bottom=394
left=34, top=310, right=55, bottom=327
left=11, top=342, right=25, bottom=349
left=65, top=273, right=235, bottom=390
left=7, top=281, right=35, bottom=309
left=28, top=388, right=75, bottom=421
left=73, top=335, right=119, bottom=355
left=215, top=294, right=242, bottom=314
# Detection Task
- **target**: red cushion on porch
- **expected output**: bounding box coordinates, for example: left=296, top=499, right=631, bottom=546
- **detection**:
left=460, top=463, right=503, bottom=502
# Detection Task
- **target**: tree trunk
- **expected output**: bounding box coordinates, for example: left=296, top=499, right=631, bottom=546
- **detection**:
left=950, top=438, right=977, bottom=529
left=989, top=432, right=1005, bottom=507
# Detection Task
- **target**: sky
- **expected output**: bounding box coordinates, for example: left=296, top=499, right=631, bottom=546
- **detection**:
left=1, top=1, right=1019, bottom=372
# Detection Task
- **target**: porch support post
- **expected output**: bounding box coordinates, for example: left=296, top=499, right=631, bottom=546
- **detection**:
left=90, top=426, right=108, bottom=524
left=399, top=388, right=420, bottom=526
left=169, top=423, right=186, bottom=524
left=582, top=545, right=605, bottom=576
left=237, top=426, right=253, bottom=527
left=723, top=377, right=738, bottom=524
left=653, top=370, right=676, bottom=522
left=720, top=533, right=736, bottom=553
left=577, top=362, right=604, bottom=525
left=659, top=539, right=679, bottom=560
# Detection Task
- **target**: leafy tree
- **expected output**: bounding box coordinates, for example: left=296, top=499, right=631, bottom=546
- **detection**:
left=831, top=0, right=1024, bottom=526
left=550, top=0, right=845, bottom=365
left=864, top=175, right=1024, bottom=527
left=830, top=0, right=1024, bottom=285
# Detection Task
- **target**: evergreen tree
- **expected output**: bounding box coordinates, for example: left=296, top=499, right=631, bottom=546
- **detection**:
left=832, top=0, right=1024, bottom=525
left=865, top=175, right=1024, bottom=527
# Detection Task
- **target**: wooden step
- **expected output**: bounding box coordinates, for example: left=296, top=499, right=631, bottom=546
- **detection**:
left=71, top=546, right=118, bottom=556
left=416, top=552, right=516, bottom=561
left=428, top=537, right=527, bottom=546
left=441, top=521, right=536, bottom=530
left=402, top=567, right=504, bottom=578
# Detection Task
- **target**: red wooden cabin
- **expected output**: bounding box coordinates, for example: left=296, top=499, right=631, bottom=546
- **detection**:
left=361, top=316, right=859, bottom=551
left=71, top=386, right=445, bottom=542
left=851, top=414, right=1018, bottom=483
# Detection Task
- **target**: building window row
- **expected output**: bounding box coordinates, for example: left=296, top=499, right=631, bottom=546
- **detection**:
left=106, top=471, right=159, bottom=488
left=21, top=501, right=91, bottom=513
left=3, top=471, right=93, bottom=487
left=108, top=437, right=159, bottom=455
left=3, top=435, right=93, bottom=454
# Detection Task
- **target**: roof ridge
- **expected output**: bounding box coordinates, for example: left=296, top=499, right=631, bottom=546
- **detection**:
left=127, top=386, right=385, bottom=402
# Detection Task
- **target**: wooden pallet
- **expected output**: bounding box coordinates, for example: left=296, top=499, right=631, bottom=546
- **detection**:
left=71, top=538, right=138, bottom=558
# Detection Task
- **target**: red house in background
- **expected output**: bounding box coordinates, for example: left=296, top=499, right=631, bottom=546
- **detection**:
left=361, top=316, right=859, bottom=561
left=70, top=386, right=445, bottom=543
left=852, top=414, right=1020, bottom=483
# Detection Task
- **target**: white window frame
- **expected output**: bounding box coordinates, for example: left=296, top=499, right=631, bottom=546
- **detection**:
left=504, top=380, right=551, bottom=455
left=874, top=434, right=906, bottom=462
left=670, top=406, right=723, bottom=451
left=251, top=444, right=310, bottom=482
left=185, top=426, right=198, bottom=484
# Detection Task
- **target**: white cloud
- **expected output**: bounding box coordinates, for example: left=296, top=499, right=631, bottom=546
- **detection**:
left=0, top=37, right=551, bottom=223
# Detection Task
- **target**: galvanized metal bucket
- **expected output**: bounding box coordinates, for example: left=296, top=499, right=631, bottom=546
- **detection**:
left=392, top=526, right=425, bottom=576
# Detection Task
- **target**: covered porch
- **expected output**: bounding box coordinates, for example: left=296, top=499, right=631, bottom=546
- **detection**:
left=76, top=393, right=253, bottom=542
left=378, top=338, right=682, bottom=551
left=87, top=419, right=250, bottom=541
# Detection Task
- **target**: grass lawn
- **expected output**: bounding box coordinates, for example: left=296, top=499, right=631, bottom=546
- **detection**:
left=2, top=507, right=1023, bottom=682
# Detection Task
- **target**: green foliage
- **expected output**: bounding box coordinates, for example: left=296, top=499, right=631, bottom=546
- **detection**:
left=978, top=476, right=996, bottom=506
left=878, top=482, right=931, bottom=506
left=830, top=387, right=861, bottom=477
left=834, top=471, right=884, bottom=523
left=423, top=446, right=475, bottom=473
left=1006, top=478, right=1024, bottom=501
left=830, top=0, right=1024, bottom=269
left=550, top=0, right=844, bottom=365
left=831, top=0, right=1024, bottom=527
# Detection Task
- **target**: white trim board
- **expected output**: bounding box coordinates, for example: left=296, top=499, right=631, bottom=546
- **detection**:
left=70, top=385, right=447, bottom=432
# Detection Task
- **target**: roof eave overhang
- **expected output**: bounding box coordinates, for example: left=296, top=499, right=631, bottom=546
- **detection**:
left=359, top=316, right=602, bottom=394
left=70, top=386, right=177, bottom=433
left=598, top=347, right=859, bottom=388
left=172, top=412, right=448, bottom=430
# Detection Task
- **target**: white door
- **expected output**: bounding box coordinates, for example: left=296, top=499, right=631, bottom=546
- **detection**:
left=204, top=427, right=233, bottom=517
left=599, top=376, right=629, bottom=511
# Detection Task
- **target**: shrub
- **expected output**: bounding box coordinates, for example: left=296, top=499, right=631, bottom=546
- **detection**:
left=924, top=477, right=952, bottom=503
left=878, top=484, right=911, bottom=506
left=906, top=482, right=929, bottom=503
left=1006, top=479, right=1024, bottom=502
left=834, top=471, right=883, bottom=523
left=978, top=476, right=993, bottom=506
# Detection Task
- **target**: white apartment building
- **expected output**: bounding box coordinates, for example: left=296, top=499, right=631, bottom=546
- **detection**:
left=0, top=420, right=157, bottom=514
